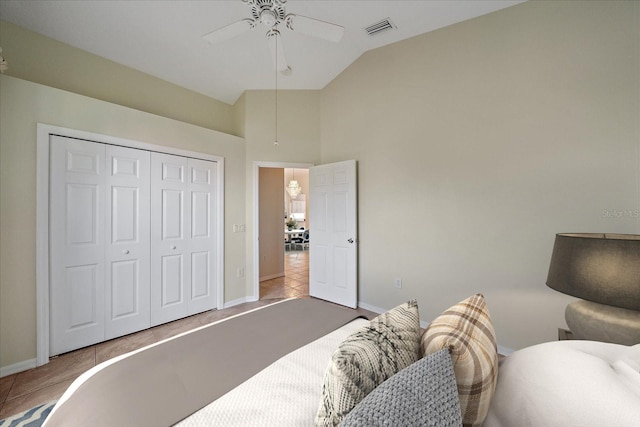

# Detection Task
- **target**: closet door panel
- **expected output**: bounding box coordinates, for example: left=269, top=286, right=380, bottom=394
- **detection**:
left=65, top=265, right=100, bottom=329
left=105, top=145, right=151, bottom=339
left=151, top=153, right=190, bottom=326
left=187, top=158, right=218, bottom=314
left=161, top=254, right=183, bottom=305
left=190, top=251, right=209, bottom=299
left=50, top=136, right=106, bottom=356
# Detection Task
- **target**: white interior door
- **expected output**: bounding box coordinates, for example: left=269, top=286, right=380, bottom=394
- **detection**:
left=309, top=160, right=358, bottom=308
left=151, top=153, right=189, bottom=326
left=186, top=158, right=218, bottom=315
left=104, top=145, right=151, bottom=339
left=50, top=136, right=106, bottom=355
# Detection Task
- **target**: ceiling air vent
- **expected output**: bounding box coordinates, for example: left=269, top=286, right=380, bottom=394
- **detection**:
left=364, top=18, right=396, bottom=36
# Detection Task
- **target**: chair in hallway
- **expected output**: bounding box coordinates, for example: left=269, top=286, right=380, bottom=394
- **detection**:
left=292, top=229, right=310, bottom=251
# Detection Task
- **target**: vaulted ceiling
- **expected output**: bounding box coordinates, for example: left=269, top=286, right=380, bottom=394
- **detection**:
left=0, top=0, right=525, bottom=104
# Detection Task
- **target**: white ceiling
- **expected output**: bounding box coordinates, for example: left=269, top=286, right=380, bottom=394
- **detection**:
left=0, top=0, right=525, bottom=105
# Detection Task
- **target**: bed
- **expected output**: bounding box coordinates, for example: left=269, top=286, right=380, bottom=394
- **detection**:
left=43, top=296, right=640, bottom=427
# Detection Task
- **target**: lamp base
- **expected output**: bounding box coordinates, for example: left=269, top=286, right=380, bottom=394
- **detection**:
left=565, top=300, right=640, bottom=346
left=557, top=328, right=573, bottom=340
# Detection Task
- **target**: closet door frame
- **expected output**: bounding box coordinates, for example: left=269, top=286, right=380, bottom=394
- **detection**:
left=36, top=124, right=224, bottom=366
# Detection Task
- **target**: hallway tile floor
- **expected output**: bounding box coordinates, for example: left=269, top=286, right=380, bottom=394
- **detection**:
left=260, top=250, right=309, bottom=300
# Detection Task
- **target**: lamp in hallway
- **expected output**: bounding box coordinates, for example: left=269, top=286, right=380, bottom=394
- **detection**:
left=286, top=168, right=301, bottom=199
left=546, top=233, right=640, bottom=345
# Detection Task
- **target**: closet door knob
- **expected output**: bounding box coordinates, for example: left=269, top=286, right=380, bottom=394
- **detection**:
left=124, top=250, right=130, bottom=254
left=172, top=245, right=177, bottom=250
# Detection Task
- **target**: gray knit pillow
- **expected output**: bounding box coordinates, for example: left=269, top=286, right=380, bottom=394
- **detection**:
left=315, top=300, right=421, bottom=426
left=339, top=349, right=462, bottom=427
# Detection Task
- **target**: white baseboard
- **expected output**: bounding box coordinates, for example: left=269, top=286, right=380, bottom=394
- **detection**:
left=223, top=295, right=259, bottom=309
left=358, top=301, right=431, bottom=328
left=0, top=358, right=36, bottom=378
left=259, top=272, right=284, bottom=282
left=356, top=301, right=385, bottom=314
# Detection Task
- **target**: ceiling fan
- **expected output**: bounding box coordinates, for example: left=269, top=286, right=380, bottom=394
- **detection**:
left=202, top=0, right=344, bottom=73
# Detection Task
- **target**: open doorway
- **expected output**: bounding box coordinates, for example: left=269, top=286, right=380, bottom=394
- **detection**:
left=255, top=163, right=312, bottom=301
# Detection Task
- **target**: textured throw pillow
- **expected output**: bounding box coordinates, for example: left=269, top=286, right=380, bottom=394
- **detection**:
left=315, top=300, right=421, bottom=427
left=420, top=294, right=498, bottom=427
left=340, top=348, right=462, bottom=427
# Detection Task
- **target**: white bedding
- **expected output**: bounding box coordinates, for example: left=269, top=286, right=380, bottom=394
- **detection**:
left=485, top=340, right=640, bottom=427
left=174, top=318, right=369, bottom=426
left=177, top=329, right=640, bottom=427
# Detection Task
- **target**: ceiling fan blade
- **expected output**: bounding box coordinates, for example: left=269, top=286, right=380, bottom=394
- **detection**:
left=267, top=30, right=289, bottom=72
left=202, top=19, right=255, bottom=45
left=284, top=14, right=344, bottom=43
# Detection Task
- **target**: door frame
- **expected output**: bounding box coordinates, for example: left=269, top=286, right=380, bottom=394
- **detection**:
left=252, top=161, right=313, bottom=300
left=36, top=123, right=225, bottom=366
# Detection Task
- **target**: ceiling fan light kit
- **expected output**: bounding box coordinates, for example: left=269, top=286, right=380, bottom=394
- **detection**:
left=203, top=0, right=344, bottom=72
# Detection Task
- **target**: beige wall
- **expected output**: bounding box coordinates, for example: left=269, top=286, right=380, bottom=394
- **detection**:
left=1, top=0, right=639, bottom=371
left=320, top=0, right=640, bottom=351
left=241, top=90, right=321, bottom=296
left=231, top=92, right=247, bottom=138
left=259, top=168, right=285, bottom=280
left=0, top=20, right=236, bottom=135
left=0, top=75, right=246, bottom=369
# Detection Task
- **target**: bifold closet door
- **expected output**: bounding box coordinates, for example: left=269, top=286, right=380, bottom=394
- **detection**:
left=151, top=153, right=189, bottom=326
left=50, top=137, right=151, bottom=355
left=150, top=153, right=218, bottom=326
left=50, top=136, right=106, bottom=355
left=187, top=158, right=218, bottom=315
left=50, top=137, right=218, bottom=353
left=104, top=145, right=151, bottom=339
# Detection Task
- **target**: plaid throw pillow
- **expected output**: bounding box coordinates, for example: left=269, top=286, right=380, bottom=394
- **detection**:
left=420, top=294, right=498, bottom=427
left=315, top=300, right=421, bottom=426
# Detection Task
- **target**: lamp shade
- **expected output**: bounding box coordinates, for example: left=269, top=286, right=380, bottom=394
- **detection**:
left=546, top=233, right=640, bottom=311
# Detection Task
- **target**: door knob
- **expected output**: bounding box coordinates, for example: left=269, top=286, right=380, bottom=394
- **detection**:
left=124, top=249, right=130, bottom=254
left=348, top=238, right=354, bottom=244
left=172, top=245, right=177, bottom=250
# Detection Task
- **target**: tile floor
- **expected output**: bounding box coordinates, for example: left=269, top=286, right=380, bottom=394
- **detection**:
left=0, top=250, right=320, bottom=420
left=259, top=249, right=310, bottom=300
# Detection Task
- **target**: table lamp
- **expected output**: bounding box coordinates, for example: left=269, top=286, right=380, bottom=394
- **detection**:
left=546, top=233, right=640, bottom=345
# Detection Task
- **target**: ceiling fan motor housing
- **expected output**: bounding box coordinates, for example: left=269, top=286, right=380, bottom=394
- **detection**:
left=202, top=0, right=343, bottom=74
left=246, top=0, right=287, bottom=28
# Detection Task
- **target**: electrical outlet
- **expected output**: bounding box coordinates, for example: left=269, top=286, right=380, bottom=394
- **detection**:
left=232, top=224, right=238, bottom=233
left=237, top=267, right=245, bottom=278
left=394, top=278, right=402, bottom=289
left=239, top=224, right=245, bottom=232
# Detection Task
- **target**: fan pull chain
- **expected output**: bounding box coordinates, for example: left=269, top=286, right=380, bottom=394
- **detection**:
left=274, top=33, right=279, bottom=147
